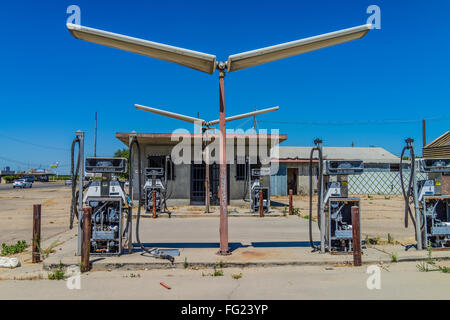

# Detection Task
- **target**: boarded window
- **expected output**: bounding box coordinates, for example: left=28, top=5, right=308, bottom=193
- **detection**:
left=147, top=155, right=175, bottom=180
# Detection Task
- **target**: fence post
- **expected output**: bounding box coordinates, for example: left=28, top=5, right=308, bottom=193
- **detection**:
left=289, top=189, right=293, bottom=215
left=32, top=204, right=41, bottom=263
left=152, top=190, right=157, bottom=219
left=81, top=207, right=92, bottom=272
left=259, top=189, right=264, bottom=217
left=351, top=206, right=362, bottom=266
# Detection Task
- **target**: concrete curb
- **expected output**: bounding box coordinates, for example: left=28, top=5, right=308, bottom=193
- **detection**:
left=42, top=255, right=450, bottom=271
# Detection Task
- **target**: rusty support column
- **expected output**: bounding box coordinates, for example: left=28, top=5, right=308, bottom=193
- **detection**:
left=289, top=189, right=293, bottom=215
left=218, top=68, right=229, bottom=255
left=259, top=189, right=264, bottom=217
left=32, top=204, right=41, bottom=263
left=351, top=206, right=362, bottom=266
left=422, top=118, right=426, bottom=149
left=152, top=190, right=157, bottom=219
left=204, top=128, right=210, bottom=213
left=81, top=207, right=92, bottom=272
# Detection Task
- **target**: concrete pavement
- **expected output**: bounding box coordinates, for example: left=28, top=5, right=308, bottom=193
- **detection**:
left=42, top=216, right=450, bottom=271
left=1, top=262, right=449, bottom=300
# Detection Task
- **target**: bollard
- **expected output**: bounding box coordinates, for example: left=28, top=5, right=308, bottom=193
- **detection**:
left=81, top=207, right=92, bottom=272
left=351, top=206, right=362, bottom=266
left=32, top=204, right=41, bottom=263
left=152, top=190, right=157, bottom=219
left=289, top=189, right=293, bottom=215
left=259, top=189, right=264, bottom=217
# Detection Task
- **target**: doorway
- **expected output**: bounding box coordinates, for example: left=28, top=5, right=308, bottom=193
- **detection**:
left=190, top=163, right=230, bottom=205
left=287, top=168, right=298, bottom=195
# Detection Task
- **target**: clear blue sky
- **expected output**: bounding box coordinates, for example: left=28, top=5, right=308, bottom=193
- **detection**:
left=1, top=0, right=449, bottom=173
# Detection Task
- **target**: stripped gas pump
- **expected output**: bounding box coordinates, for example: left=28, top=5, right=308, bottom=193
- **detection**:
left=400, top=138, right=450, bottom=250
left=251, top=168, right=271, bottom=213
left=308, top=139, right=364, bottom=253
left=82, top=157, right=130, bottom=255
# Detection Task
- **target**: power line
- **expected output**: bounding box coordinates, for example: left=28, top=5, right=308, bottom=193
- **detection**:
left=258, top=114, right=450, bottom=126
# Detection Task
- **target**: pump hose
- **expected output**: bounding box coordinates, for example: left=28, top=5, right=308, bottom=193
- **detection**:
left=308, top=147, right=322, bottom=251
left=399, top=146, right=417, bottom=229
left=129, top=136, right=174, bottom=263
left=70, top=137, right=80, bottom=229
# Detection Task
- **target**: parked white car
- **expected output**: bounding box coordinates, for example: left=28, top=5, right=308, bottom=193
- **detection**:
left=13, top=179, right=32, bottom=188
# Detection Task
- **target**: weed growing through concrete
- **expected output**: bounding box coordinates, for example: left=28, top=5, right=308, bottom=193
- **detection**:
left=38, top=240, right=61, bottom=260
left=213, top=269, right=224, bottom=277
left=1, top=240, right=27, bottom=256
left=303, top=214, right=316, bottom=222
left=390, top=252, right=397, bottom=263
left=438, top=266, right=450, bottom=273
left=184, top=257, right=188, bottom=269
left=387, top=233, right=394, bottom=244
left=48, top=261, right=66, bottom=280
left=365, top=236, right=380, bottom=245
left=202, top=266, right=224, bottom=277
left=232, top=272, right=242, bottom=280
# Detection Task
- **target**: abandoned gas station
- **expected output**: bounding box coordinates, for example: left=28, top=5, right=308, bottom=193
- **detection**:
left=116, top=132, right=287, bottom=205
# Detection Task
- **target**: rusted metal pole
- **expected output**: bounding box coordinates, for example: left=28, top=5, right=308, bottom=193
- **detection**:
left=204, top=128, right=210, bottom=213
left=422, top=118, right=426, bottom=149
left=218, top=69, right=229, bottom=255
left=32, top=204, right=41, bottom=263
left=152, top=190, right=157, bottom=218
left=351, top=206, right=362, bottom=266
left=94, top=112, right=97, bottom=157
left=259, top=189, right=264, bottom=217
left=81, top=207, right=92, bottom=272
left=289, top=189, right=293, bottom=215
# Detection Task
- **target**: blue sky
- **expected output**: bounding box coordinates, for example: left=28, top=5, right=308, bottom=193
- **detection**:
left=0, top=0, right=449, bottom=173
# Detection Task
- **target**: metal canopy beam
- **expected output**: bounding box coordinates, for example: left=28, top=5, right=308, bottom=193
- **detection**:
left=208, top=106, right=279, bottom=126
left=67, top=23, right=217, bottom=74
left=135, top=104, right=207, bottom=125
left=135, top=104, right=279, bottom=127
left=226, top=24, right=371, bottom=72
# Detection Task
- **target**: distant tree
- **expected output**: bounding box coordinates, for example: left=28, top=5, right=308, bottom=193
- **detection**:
left=114, top=148, right=129, bottom=179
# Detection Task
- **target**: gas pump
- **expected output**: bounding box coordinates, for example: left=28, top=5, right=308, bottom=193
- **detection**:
left=401, top=138, right=450, bottom=250
left=308, top=138, right=364, bottom=253
left=251, top=168, right=271, bottom=213
left=82, top=157, right=130, bottom=255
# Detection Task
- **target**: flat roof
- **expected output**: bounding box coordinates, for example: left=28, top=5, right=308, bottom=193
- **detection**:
left=116, top=132, right=288, bottom=147
left=278, top=146, right=400, bottom=164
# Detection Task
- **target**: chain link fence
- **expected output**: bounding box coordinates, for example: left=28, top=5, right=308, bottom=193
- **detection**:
left=348, top=170, right=427, bottom=195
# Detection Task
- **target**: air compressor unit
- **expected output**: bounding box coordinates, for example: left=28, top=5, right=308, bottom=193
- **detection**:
left=82, top=157, right=129, bottom=255
left=251, top=168, right=271, bottom=213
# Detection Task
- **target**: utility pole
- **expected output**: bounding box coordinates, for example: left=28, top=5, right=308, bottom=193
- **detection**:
left=94, top=112, right=97, bottom=157
left=422, top=118, right=426, bottom=150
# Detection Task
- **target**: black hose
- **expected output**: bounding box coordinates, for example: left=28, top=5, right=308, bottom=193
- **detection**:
left=308, top=144, right=322, bottom=251
left=129, top=136, right=174, bottom=263
left=70, top=137, right=80, bottom=229
left=399, top=143, right=417, bottom=229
